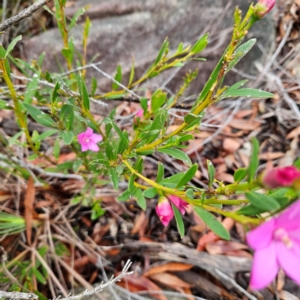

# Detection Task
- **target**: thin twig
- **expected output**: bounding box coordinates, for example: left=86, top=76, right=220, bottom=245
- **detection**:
left=215, top=268, right=257, bottom=300
left=0, top=0, right=50, bottom=32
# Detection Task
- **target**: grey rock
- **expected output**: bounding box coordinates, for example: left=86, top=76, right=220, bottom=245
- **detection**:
left=23, top=0, right=276, bottom=96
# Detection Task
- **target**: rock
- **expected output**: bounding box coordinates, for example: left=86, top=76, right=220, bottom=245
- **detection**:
left=23, top=0, right=276, bottom=96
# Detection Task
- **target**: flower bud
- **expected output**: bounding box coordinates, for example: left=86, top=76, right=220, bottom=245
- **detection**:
left=167, top=195, right=188, bottom=215
left=155, top=197, right=174, bottom=226
left=254, top=0, right=276, bottom=18
left=262, top=166, right=300, bottom=189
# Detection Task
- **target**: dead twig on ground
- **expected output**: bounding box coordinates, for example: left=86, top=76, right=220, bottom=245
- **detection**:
left=0, top=0, right=51, bottom=32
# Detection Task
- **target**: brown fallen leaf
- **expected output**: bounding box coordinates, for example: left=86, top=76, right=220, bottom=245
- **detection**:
left=131, top=211, right=147, bottom=235
left=223, top=138, right=242, bottom=153
left=286, top=126, right=300, bottom=139
left=205, top=240, right=248, bottom=255
left=148, top=272, right=191, bottom=291
left=229, top=119, right=261, bottom=130
left=144, top=262, right=193, bottom=277
left=259, top=152, right=284, bottom=160
left=197, top=218, right=235, bottom=251
left=117, top=274, right=167, bottom=300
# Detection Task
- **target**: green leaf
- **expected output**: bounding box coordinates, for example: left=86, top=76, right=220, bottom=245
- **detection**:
left=247, top=138, right=259, bottom=182
left=151, top=90, right=167, bottom=112
left=9, top=131, right=23, bottom=146
left=0, top=99, right=12, bottom=109
left=51, top=82, right=60, bottom=104
left=237, top=203, right=271, bottom=216
left=156, top=162, right=164, bottom=182
left=128, top=58, right=135, bottom=86
left=31, top=267, right=46, bottom=284
left=90, top=159, right=110, bottom=167
left=172, top=204, right=185, bottom=238
left=112, top=123, right=129, bottom=147
left=194, top=206, right=230, bottom=240
left=62, top=131, right=74, bottom=145
left=245, top=192, right=280, bottom=212
left=23, top=103, right=56, bottom=127
left=154, top=38, right=169, bottom=65
left=134, top=188, right=147, bottom=210
left=53, top=138, right=60, bottom=159
left=159, top=173, right=185, bottom=187
left=157, top=147, right=191, bottom=166
left=294, top=158, right=300, bottom=169
left=105, top=142, right=116, bottom=161
left=143, top=187, right=157, bottom=198
left=207, top=160, right=215, bottom=188
left=112, top=65, right=122, bottom=90
left=193, top=47, right=227, bottom=109
left=185, top=188, right=194, bottom=200
left=5, top=35, right=22, bottom=58
left=78, top=74, right=90, bottom=110
left=191, top=34, right=208, bottom=54
left=226, top=39, right=256, bottom=73
left=176, top=164, right=198, bottom=188
left=234, top=168, right=247, bottom=182
left=24, top=74, right=39, bottom=104
left=222, top=88, right=273, bottom=99
left=69, top=7, right=85, bottom=30
left=109, top=168, right=119, bottom=190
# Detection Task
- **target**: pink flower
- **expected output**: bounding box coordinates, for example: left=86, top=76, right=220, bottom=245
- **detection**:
left=247, top=200, right=300, bottom=290
left=135, top=100, right=151, bottom=119
left=254, top=0, right=276, bottom=18
left=263, top=166, right=300, bottom=189
left=167, top=195, right=188, bottom=215
left=156, top=197, right=174, bottom=226
left=77, top=127, right=103, bottom=152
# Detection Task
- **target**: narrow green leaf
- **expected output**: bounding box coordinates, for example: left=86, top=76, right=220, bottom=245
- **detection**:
left=159, top=173, right=185, bottom=187
left=69, top=7, right=85, bottom=30
left=135, top=188, right=147, bottom=210
left=222, top=88, right=273, bottom=99
left=23, top=103, right=56, bottom=127
left=112, top=123, right=129, bottom=147
left=245, top=192, right=280, bottom=211
left=5, top=35, right=22, bottom=58
left=151, top=90, right=167, bottom=112
left=112, top=65, right=122, bottom=90
left=172, top=204, right=185, bottom=238
left=194, top=206, right=230, bottom=240
left=51, top=82, right=60, bottom=104
left=234, top=168, right=247, bottom=182
left=109, top=168, right=119, bottom=190
left=128, top=58, right=135, bottom=86
left=176, top=164, right=198, bottom=188
left=31, top=267, right=46, bottom=284
left=78, top=74, right=90, bottom=110
left=156, top=162, right=164, bottom=182
left=157, top=147, right=191, bottom=166
left=237, top=204, right=269, bottom=216
left=62, top=131, right=74, bottom=145
left=191, top=34, right=208, bottom=54
left=226, top=39, right=256, bottom=73
left=154, top=39, right=169, bottom=65
left=143, top=187, right=157, bottom=198
left=37, top=130, right=58, bottom=141
left=0, top=99, right=12, bottom=109
left=207, top=160, right=215, bottom=188
left=24, top=74, right=39, bottom=104
left=248, top=138, right=259, bottom=182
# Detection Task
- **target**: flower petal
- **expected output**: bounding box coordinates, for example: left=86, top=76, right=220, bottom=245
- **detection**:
left=85, top=127, right=93, bottom=136
left=81, top=144, right=89, bottom=152
left=91, top=133, right=103, bottom=143
left=276, top=200, right=300, bottom=231
left=249, top=243, right=279, bottom=290
left=88, top=143, right=99, bottom=152
left=276, top=239, right=300, bottom=285
left=247, top=218, right=275, bottom=250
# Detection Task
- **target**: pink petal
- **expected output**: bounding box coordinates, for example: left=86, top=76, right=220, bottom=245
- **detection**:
left=276, top=239, right=300, bottom=285
left=276, top=200, right=300, bottom=231
left=88, top=143, right=99, bottom=152
left=247, top=218, right=275, bottom=250
left=249, top=243, right=279, bottom=290
left=85, top=127, right=93, bottom=136
left=77, top=132, right=85, bottom=143
left=81, top=144, right=89, bottom=152
left=168, top=195, right=188, bottom=215
left=135, top=109, right=143, bottom=118
left=91, top=133, right=103, bottom=143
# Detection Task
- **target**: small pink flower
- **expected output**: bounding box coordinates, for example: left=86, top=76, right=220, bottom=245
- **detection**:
left=247, top=200, right=300, bottom=290
left=263, top=166, right=300, bottom=189
left=156, top=197, right=174, bottom=226
left=167, top=195, right=188, bottom=215
left=135, top=100, right=151, bottom=119
left=77, top=127, right=103, bottom=152
left=254, top=0, right=276, bottom=18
